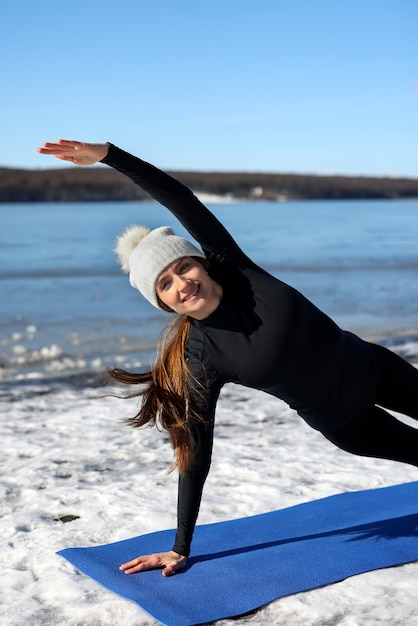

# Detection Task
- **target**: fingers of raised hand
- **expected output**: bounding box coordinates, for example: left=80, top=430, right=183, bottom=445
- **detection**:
left=37, top=140, right=81, bottom=161
left=37, top=140, right=80, bottom=153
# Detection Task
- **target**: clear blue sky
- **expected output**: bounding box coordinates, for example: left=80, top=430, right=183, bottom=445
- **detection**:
left=1, top=0, right=417, bottom=176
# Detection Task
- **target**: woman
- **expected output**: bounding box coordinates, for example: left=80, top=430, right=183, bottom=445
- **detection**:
left=37, top=139, right=418, bottom=578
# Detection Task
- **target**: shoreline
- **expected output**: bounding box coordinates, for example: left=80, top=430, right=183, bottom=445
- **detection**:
left=1, top=327, right=418, bottom=389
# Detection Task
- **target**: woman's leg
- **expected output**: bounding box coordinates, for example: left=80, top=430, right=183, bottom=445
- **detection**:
left=324, top=344, right=418, bottom=467
left=370, top=343, right=418, bottom=418
left=324, top=405, right=418, bottom=467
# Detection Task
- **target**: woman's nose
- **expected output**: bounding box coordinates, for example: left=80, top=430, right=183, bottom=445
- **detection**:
left=175, top=275, right=190, bottom=289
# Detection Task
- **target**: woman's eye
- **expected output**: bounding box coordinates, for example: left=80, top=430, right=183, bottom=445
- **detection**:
left=159, top=280, right=170, bottom=291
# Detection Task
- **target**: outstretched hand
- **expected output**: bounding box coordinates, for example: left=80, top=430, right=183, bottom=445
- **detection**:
left=119, top=550, right=188, bottom=577
left=36, top=139, right=109, bottom=165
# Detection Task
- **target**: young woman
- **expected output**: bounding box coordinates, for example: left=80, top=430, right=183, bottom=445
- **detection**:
left=37, top=139, right=418, bottom=577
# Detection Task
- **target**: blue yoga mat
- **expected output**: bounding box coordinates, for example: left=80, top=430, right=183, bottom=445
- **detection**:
left=58, top=481, right=418, bottom=626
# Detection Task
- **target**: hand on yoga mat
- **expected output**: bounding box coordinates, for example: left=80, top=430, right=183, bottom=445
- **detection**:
left=119, top=550, right=188, bottom=577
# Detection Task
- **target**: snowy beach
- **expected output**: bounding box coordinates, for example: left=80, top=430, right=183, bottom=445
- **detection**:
left=2, top=198, right=418, bottom=624
left=2, top=379, right=418, bottom=625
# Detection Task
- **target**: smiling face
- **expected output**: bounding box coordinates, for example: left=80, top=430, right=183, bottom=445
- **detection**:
left=155, top=257, right=223, bottom=319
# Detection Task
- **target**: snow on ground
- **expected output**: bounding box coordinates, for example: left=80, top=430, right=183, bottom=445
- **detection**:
left=2, top=380, right=418, bottom=626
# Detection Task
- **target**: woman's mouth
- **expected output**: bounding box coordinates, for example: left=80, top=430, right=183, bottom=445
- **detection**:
left=183, top=284, right=200, bottom=302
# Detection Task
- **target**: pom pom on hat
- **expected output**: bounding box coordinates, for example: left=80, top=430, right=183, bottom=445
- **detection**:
left=114, top=224, right=205, bottom=309
left=114, top=225, right=151, bottom=273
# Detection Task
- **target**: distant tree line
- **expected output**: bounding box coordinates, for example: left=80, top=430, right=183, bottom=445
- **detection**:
left=1, top=165, right=418, bottom=202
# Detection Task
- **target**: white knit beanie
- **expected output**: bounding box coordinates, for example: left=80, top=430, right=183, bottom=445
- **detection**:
left=114, top=224, right=205, bottom=308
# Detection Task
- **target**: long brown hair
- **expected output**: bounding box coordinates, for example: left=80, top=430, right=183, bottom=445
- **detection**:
left=107, top=313, right=203, bottom=474
left=107, top=256, right=215, bottom=474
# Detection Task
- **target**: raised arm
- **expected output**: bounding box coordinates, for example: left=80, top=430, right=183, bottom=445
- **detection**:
left=101, top=143, right=251, bottom=265
left=37, top=140, right=253, bottom=267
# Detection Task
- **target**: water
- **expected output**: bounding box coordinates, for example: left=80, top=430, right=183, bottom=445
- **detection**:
left=1, top=198, right=418, bottom=382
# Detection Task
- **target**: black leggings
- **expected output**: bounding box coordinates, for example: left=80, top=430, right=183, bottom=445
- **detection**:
left=324, top=344, right=418, bottom=467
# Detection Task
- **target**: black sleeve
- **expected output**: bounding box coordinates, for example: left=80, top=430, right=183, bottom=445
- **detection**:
left=172, top=357, right=222, bottom=557
left=172, top=409, right=215, bottom=556
left=101, top=144, right=253, bottom=267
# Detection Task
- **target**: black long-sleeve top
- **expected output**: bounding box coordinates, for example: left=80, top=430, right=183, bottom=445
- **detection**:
left=102, top=145, right=379, bottom=556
